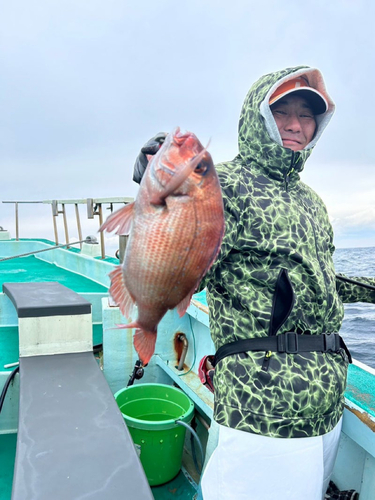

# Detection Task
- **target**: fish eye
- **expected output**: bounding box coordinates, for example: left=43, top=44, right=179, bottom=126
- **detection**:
left=194, top=161, right=208, bottom=175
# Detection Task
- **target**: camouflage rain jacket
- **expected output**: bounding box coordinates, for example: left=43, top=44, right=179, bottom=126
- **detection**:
left=203, top=66, right=375, bottom=438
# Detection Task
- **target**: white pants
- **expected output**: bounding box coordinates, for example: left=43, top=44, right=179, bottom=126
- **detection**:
left=201, top=418, right=342, bottom=500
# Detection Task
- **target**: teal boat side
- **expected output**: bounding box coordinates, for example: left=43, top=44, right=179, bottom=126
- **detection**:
left=346, top=364, right=375, bottom=421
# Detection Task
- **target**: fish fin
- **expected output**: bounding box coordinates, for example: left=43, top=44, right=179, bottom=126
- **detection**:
left=109, top=266, right=135, bottom=317
left=110, top=322, right=138, bottom=330
left=105, top=324, right=125, bottom=330
left=133, top=328, right=157, bottom=365
left=99, top=202, right=135, bottom=235
left=176, top=289, right=196, bottom=317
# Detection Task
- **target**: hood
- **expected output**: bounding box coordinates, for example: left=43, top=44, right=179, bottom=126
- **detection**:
left=237, top=66, right=335, bottom=183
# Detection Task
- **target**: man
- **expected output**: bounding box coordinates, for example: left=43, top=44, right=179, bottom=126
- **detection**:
left=133, top=66, right=375, bottom=499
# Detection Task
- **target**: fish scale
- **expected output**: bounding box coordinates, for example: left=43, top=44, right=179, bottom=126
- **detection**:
left=126, top=202, right=200, bottom=314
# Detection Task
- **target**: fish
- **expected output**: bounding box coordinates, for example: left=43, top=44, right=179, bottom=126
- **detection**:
left=100, top=127, right=224, bottom=365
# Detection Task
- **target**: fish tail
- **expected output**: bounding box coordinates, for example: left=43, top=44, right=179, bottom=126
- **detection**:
left=133, top=328, right=157, bottom=365
left=109, top=322, right=156, bottom=365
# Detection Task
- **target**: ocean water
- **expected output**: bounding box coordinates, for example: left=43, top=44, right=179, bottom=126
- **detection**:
left=334, top=247, right=375, bottom=369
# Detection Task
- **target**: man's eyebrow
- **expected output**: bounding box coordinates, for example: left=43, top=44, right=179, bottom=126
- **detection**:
left=271, top=98, right=314, bottom=113
left=300, top=102, right=314, bottom=112
left=271, top=98, right=289, bottom=106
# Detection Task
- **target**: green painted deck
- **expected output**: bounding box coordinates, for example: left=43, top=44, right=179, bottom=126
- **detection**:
left=2, top=238, right=119, bottom=264
left=193, top=290, right=207, bottom=306
left=0, top=433, right=17, bottom=500
left=0, top=327, right=19, bottom=371
left=0, top=255, right=107, bottom=293
left=151, top=469, right=197, bottom=499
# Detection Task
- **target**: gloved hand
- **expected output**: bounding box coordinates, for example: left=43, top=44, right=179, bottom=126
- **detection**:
left=132, top=132, right=167, bottom=184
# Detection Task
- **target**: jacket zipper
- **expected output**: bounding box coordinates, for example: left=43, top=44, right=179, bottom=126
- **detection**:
left=284, top=151, right=298, bottom=191
left=261, top=269, right=295, bottom=372
left=288, top=155, right=332, bottom=328
left=262, top=153, right=299, bottom=371
left=261, top=351, right=272, bottom=371
left=308, top=217, right=332, bottom=328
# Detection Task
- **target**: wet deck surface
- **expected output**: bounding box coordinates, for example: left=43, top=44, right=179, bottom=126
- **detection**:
left=0, top=433, right=17, bottom=500
left=151, top=469, right=197, bottom=499
left=0, top=255, right=107, bottom=293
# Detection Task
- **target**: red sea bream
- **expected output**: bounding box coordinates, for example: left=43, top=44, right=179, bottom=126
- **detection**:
left=100, top=128, right=224, bottom=364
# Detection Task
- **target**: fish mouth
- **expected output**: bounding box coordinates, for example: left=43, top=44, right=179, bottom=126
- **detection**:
left=150, top=126, right=208, bottom=205
left=156, top=127, right=201, bottom=178
left=173, top=127, right=191, bottom=145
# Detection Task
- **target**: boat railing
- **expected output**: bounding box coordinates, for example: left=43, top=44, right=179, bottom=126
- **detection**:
left=2, top=197, right=133, bottom=259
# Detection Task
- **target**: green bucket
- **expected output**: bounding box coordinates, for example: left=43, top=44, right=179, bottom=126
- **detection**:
left=114, top=383, right=195, bottom=486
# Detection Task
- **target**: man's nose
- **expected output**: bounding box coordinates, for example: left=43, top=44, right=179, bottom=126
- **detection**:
left=284, top=114, right=301, bottom=132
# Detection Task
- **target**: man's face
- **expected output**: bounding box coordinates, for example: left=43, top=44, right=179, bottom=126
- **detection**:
left=271, top=95, right=317, bottom=151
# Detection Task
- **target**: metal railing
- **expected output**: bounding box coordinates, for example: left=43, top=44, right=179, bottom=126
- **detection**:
left=2, top=197, right=133, bottom=259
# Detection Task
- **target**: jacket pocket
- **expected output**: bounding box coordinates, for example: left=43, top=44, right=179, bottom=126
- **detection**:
left=253, top=351, right=348, bottom=419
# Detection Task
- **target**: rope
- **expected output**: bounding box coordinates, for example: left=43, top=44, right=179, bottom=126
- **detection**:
left=0, top=238, right=93, bottom=262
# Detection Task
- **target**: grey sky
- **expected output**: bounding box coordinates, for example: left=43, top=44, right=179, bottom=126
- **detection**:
left=1, top=0, right=374, bottom=250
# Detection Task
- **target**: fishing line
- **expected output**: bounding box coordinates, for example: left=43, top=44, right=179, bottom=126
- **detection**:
left=0, top=239, right=92, bottom=262
left=336, top=275, right=375, bottom=292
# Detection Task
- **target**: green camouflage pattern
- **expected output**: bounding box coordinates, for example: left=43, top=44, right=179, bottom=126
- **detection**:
left=203, top=66, right=375, bottom=438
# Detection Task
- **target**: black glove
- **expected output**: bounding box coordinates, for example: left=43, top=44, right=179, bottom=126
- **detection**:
left=132, top=132, right=167, bottom=184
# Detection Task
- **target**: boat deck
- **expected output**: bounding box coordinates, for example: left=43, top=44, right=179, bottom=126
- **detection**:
left=0, top=249, right=198, bottom=499
left=1, top=242, right=374, bottom=498
left=0, top=254, right=107, bottom=292
left=0, top=434, right=17, bottom=500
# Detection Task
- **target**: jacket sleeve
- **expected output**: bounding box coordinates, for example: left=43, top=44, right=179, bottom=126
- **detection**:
left=328, top=217, right=375, bottom=303
left=336, top=274, right=375, bottom=304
